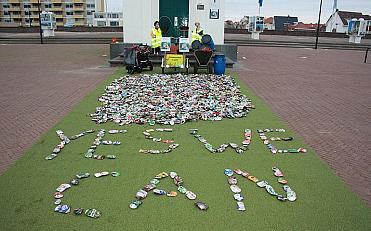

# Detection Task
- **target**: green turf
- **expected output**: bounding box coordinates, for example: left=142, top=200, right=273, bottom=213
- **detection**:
left=0, top=68, right=369, bottom=231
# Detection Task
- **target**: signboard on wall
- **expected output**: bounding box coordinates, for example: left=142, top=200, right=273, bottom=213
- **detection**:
left=210, top=0, right=220, bottom=19
left=179, top=38, right=190, bottom=52
left=161, top=37, right=171, bottom=52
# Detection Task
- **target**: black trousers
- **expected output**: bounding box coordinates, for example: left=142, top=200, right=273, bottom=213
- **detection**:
left=153, top=47, right=160, bottom=54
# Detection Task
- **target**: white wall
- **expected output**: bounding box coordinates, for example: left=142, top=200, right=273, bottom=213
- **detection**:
left=189, top=0, right=225, bottom=44
left=122, top=0, right=159, bottom=44
left=123, top=0, right=224, bottom=45
left=326, top=12, right=347, bottom=33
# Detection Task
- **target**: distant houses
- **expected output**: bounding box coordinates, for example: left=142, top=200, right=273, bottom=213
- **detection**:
left=287, top=22, right=325, bottom=32
left=225, top=15, right=322, bottom=32
left=225, top=10, right=371, bottom=34
left=225, top=15, right=299, bottom=31
left=264, top=17, right=274, bottom=30
left=325, top=10, right=371, bottom=33
left=224, top=16, right=248, bottom=29
left=224, top=20, right=237, bottom=29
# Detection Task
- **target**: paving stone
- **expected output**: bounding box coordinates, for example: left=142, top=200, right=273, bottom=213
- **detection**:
left=235, top=46, right=371, bottom=206
left=0, top=44, right=114, bottom=174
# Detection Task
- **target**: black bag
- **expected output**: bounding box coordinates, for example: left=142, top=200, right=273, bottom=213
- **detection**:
left=123, top=48, right=137, bottom=66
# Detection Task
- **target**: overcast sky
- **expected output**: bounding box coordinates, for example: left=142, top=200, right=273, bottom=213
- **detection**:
left=107, top=0, right=371, bottom=23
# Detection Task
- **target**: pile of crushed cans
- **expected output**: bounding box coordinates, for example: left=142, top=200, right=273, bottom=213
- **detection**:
left=90, top=74, right=254, bottom=125
left=139, top=128, right=180, bottom=154
left=190, top=128, right=251, bottom=154
left=130, top=171, right=208, bottom=211
left=257, top=128, right=307, bottom=154
left=225, top=167, right=297, bottom=211
left=53, top=171, right=120, bottom=218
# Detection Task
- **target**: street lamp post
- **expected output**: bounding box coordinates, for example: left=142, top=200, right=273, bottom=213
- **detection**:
left=37, top=0, right=43, bottom=44
left=315, top=0, right=323, bottom=49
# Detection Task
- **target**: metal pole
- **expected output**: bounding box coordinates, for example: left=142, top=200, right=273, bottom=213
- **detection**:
left=37, top=0, right=43, bottom=44
left=105, top=0, right=108, bottom=27
left=315, top=0, right=323, bottom=49
left=364, top=48, right=369, bottom=63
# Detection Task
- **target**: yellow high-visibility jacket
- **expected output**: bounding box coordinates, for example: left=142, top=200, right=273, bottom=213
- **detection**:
left=191, top=27, right=203, bottom=43
left=151, top=28, right=162, bottom=48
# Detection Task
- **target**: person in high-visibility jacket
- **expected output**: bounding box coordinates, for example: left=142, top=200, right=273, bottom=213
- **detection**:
left=150, top=21, right=162, bottom=54
left=191, top=21, right=204, bottom=43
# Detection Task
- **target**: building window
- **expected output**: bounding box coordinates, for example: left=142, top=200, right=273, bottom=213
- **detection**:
left=23, top=4, right=31, bottom=8
left=3, top=4, right=10, bottom=8
left=44, top=3, right=52, bottom=8
left=112, top=14, right=119, bottom=19
left=65, top=3, right=73, bottom=8
left=97, top=21, right=106, bottom=27
left=4, top=11, right=10, bottom=16
left=66, top=12, right=74, bottom=15
left=110, top=21, right=119, bottom=26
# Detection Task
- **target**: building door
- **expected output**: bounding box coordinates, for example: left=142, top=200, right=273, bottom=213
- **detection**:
left=159, top=0, right=189, bottom=38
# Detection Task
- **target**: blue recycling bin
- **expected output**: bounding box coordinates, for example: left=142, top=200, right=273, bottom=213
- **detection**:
left=214, top=54, right=226, bottom=75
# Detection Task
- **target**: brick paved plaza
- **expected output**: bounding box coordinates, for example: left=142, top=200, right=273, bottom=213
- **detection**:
left=0, top=44, right=369, bottom=206
left=236, top=47, right=371, bottom=206
left=0, top=44, right=114, bottom=174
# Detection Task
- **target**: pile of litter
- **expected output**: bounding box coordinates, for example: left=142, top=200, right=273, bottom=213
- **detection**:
left=90, top=74, right=254, bottom=125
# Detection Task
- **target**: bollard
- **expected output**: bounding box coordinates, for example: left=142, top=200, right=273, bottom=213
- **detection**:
left=364, top=48, right=369, bottom=64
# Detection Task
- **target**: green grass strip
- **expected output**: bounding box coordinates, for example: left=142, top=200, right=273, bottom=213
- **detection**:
left=0, top=68, right=369, bottom=231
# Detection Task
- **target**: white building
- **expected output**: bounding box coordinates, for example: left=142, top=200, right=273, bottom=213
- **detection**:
left=122, top=0, right=225, bottom=45
left=86, top=0, right=96, bottom=26
left=95, top=0, right=105, bottom=12
left=93, top=12, right=123, bottom=27
left=326, top=10, right=371, bottom=33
